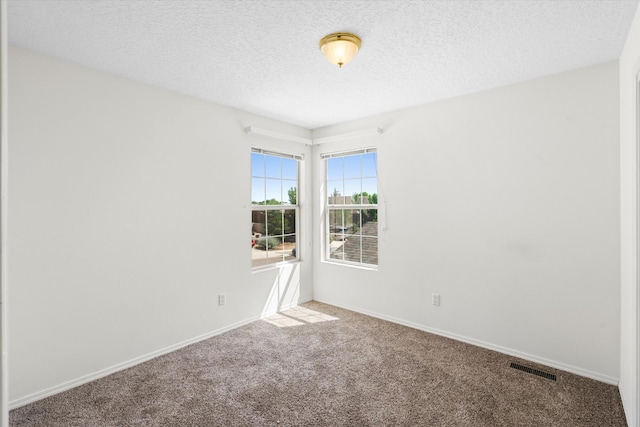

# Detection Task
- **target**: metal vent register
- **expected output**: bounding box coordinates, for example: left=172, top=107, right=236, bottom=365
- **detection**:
left=510, top=362, right=557, bottom=381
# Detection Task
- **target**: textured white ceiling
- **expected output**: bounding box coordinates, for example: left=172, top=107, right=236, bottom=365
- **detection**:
left=7, top=0, right=640, bottom=129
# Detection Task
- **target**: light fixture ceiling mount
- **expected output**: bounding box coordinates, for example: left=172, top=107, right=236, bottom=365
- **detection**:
left=319, top=32, right=361, bottom=68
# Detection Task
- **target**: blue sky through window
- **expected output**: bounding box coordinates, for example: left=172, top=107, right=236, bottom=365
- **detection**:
left=252, top=153, right=298, bottom=204
left=327, top=152, right=377, bottom=201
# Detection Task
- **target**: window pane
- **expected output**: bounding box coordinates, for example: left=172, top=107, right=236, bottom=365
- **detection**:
left=362, top=178, right=377, bottom=202
left=283, top=209, right=296, bottom=235
left=361, top=209, right=378, bottom=231
left=343, top=235, right=362, bottom=263
left=252, top=210, right=266, bottom=238
left=281, top=158, right=297, bottom=180
left=343, top=155, right=361, bottom=179
left=253, top=235, right=282, bottom=265
left=327, top=181, right=344, bottom=205
left=266, top=210, right=283, bottom=236
left=284, top=234, right=297, bottom=261
left=327, top=157, right=343, bottom=180
left=361, top=236, right=378, bottom=265
left=328, top=209, right=346, bottom=233
left=253, top=236, right=273, bottom=267
left=265, top=179, right=282, bottom=205
left=265, top=156, right=281, bottom=179
left=333, top=209, right=353, bottom=234
left=265, top=239, right=283, bottom=265
left=329, top=209, right=361, bottom=236
left=350, top=210, right=362, bottom=235
left=283, top=181, right=297, bottom=205
left=329, top=232, right=346, bottom=243
left=251, top=153, right=265, bottom=177
left=362, top=152, right=377, bottom=178
left=329, top=234, right=345, bottom=261
left=344, top=179, right=361, bottom=203
left=251, top=178, right=265, bottom=204
left=345, top=209, right=358, bottom=231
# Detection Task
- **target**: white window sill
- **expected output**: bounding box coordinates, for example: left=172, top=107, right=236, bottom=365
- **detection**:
left=321, top=259, right=378, bottom=272
left=252, top=259, right=302, bottom=274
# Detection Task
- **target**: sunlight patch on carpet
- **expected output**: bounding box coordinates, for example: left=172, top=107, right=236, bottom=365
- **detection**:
left=263, top=306, right=339, bottom=328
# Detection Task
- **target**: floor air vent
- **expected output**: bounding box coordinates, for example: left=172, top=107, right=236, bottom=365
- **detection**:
left=510, top=362, right=557, bottom=381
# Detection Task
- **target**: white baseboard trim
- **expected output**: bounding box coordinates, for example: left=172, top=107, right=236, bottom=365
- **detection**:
left=314, top=298, right=619, bottom=386
left=9, top=296, right=312, bottom=410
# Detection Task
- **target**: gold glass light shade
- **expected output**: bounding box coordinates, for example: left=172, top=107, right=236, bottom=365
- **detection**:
left=319, top=32, right=361, bottom=68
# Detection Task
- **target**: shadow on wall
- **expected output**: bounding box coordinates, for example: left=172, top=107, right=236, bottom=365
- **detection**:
left=261, top=263, right=301, bottom=317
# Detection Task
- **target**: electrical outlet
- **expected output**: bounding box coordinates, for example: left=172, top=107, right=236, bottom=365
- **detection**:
left=218, top=294, right=226, bottom=306
left=432, top=293, right=440, bottom=306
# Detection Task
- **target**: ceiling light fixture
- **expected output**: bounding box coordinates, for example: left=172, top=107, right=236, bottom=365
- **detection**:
left=319, top=32, right=361, bottom=68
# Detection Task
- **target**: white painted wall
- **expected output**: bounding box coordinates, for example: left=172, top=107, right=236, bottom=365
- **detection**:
left=312, top=62, right=621, bottom=384
left=7, top=46, right=312, bottom=406
left=619, top=3, right=640, bottom=426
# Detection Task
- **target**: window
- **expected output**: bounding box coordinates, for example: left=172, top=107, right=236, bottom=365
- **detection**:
left=324, top=149, right=378, bottom=267
left=251, top=149, right=300, bottom=268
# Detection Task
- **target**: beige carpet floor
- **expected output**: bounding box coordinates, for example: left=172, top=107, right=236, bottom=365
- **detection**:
left=10, top=301, right=627, bottom=426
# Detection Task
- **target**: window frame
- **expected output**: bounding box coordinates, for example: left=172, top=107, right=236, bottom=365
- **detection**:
left=322, top=148, right=378, bottom=269
left=251, top=148, right=301, bottom=270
